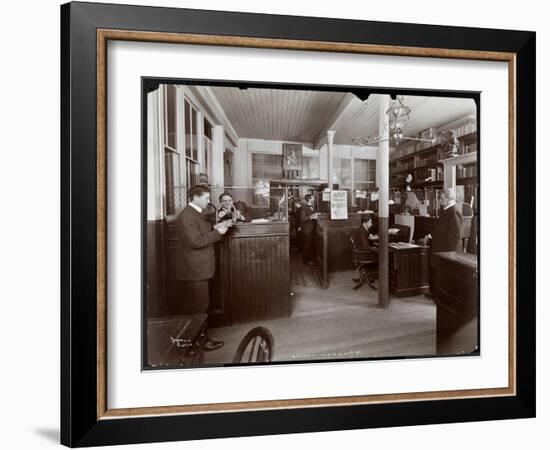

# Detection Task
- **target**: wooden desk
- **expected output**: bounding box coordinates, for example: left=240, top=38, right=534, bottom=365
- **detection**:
left=210, top=222, right=290, bottom=326
left=314, top=214, right=427, bottom=292
left=431, top=251, right=478, bottom=355
left=372, top=244, right=430, bottom=297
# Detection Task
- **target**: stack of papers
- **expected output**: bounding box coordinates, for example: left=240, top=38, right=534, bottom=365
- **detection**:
left=389, top=242, right=420, bottom=249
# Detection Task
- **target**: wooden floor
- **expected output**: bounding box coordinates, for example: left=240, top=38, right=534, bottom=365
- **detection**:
left=205, top=254, right=436, bottom=365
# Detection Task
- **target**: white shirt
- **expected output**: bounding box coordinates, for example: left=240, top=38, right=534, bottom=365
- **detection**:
left=189, top=202, right=202, bottom=213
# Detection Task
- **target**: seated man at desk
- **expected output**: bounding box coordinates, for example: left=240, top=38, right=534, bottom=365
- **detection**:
left=358, top=214, right=410, bottom=249
left=217, top=192, right=246, bottom=223
left=357, top=214, right=379, bottom=249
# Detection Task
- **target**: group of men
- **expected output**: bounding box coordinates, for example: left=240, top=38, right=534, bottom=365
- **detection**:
left=172, top=185, right=462, bottom=350
left=355, top=187, right=463, bottom=298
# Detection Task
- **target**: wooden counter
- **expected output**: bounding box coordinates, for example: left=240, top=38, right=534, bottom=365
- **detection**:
left=210, top=222, right=290, bottom=326
left=315, top=215, right=362, bottom=288
left=431, top=251, right=478, bottom=355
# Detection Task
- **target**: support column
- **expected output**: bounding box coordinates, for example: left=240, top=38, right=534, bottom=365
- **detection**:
left=377, top=95, right=390, bottom=308
left=443, top=162, right=456, bottom=190
left=327, top=130, right=335, bottom=207
left=197, top=111, right=204, bottom=170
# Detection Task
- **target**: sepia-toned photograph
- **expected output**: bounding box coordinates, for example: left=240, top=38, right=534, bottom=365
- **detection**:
left=143, top=80, right=479, bottom=369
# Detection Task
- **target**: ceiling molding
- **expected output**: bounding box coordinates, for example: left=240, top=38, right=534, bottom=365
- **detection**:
left=190, top=86, right=240, bottom=146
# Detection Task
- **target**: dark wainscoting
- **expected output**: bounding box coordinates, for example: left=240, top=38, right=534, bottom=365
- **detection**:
left=219, top=222, right=290, bottom=325
left=146, top=219, right=169, bottom=317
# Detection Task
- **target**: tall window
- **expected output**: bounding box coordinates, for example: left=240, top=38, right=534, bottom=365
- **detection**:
left=302, top=155, right=320, bottom=179
left=184, top=97, right=199, bottom=189
left=164, top=150, right=179, bottom=216
left=333, top=158, right=351, bottom=188
left=164, top=85, right=180, bottom=216
left=203, top=117, right=213, bottom=184
left=354, top=159, right=377, bottom=191
left=165, top=85, right=177, bottom=150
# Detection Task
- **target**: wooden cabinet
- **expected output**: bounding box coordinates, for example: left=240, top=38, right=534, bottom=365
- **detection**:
left=315, top=216, right=362, bottom=288
left=389, top=245, right=430, bottom=297
left=431, top=251, right=478, bottom=355
left=212, top=222, right=290, bottom=325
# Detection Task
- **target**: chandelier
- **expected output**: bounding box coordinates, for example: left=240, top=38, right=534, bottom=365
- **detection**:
left=352, top=95, right=460, bottom=157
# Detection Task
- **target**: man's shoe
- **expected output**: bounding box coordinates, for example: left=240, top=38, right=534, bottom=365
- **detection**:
left=204, top=337, right=224, bottom=352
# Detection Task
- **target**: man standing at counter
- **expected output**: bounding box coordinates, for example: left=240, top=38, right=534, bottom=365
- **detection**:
left=423, top=188, right=463, bottom=297
left=175, top=185, right=229, bottom=352
left=300, top=194, right=315, bottom=265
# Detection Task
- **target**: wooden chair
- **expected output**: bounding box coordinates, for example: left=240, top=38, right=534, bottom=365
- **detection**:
left=347, top=233, right=378, bottom=290
left=232, top=326, right=274, bottom=363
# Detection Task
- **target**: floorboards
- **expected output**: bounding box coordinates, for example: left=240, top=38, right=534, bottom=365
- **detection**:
left=204, top=254, right=436, bottom=365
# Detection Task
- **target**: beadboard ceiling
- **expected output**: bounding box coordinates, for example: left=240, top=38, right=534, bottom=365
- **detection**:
left=209, top=87, right=349, bottom=145
left=208, top=86, right=476, bottom=148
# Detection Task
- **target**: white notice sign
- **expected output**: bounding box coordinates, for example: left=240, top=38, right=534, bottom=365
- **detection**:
left=330, top=190, right=348, bottom=220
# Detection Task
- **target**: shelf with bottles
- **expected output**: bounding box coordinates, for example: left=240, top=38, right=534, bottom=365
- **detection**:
left=390, top=127, right=477, bottom=163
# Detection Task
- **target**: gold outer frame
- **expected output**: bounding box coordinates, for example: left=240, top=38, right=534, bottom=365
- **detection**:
left=96, top=29, right=517, bottom=420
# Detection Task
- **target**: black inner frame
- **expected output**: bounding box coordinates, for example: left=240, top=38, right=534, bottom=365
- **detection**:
left=140, top=76, right=481, bottom=371
left=61, top=2, right=535, bottom=447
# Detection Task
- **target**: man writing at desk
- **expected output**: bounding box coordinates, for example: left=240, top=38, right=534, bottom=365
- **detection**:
left=357, top=214, right=379, bottom=250
left=175, top=185, right=230, bottom=352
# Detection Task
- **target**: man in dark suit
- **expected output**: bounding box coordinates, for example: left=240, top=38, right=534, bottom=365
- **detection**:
left=424, top=188, right=463, bottom=297
left=175, top=185, right=229, bottom=351
left=299, top=194, right=316, bottom=265
left=357, top=214, right=379, bottom=250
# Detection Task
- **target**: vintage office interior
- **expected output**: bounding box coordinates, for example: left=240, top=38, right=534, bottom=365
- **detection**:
left=145, top=83, right=478, bottom=367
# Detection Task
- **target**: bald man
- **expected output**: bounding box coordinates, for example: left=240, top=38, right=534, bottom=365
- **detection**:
left=425, top=189, right=463, bottom=297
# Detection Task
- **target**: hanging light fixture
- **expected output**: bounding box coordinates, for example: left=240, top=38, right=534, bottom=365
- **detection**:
left=352, top=95, right=461, bottom=156
left=386, top=96, right=411, bottom=145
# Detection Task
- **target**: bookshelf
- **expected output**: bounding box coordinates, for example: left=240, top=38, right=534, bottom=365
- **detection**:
left=389, top=115, right=478, bottom=207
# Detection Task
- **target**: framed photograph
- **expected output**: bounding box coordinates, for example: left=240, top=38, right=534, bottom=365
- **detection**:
left=61, top=1, right=536, bottom=447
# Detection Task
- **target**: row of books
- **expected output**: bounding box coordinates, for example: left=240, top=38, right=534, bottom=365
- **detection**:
left=395, top=161, right=415, bottom=172
left=457, top=165, right=477, bottom=179
left=460, top=143, right=478, bottom=155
